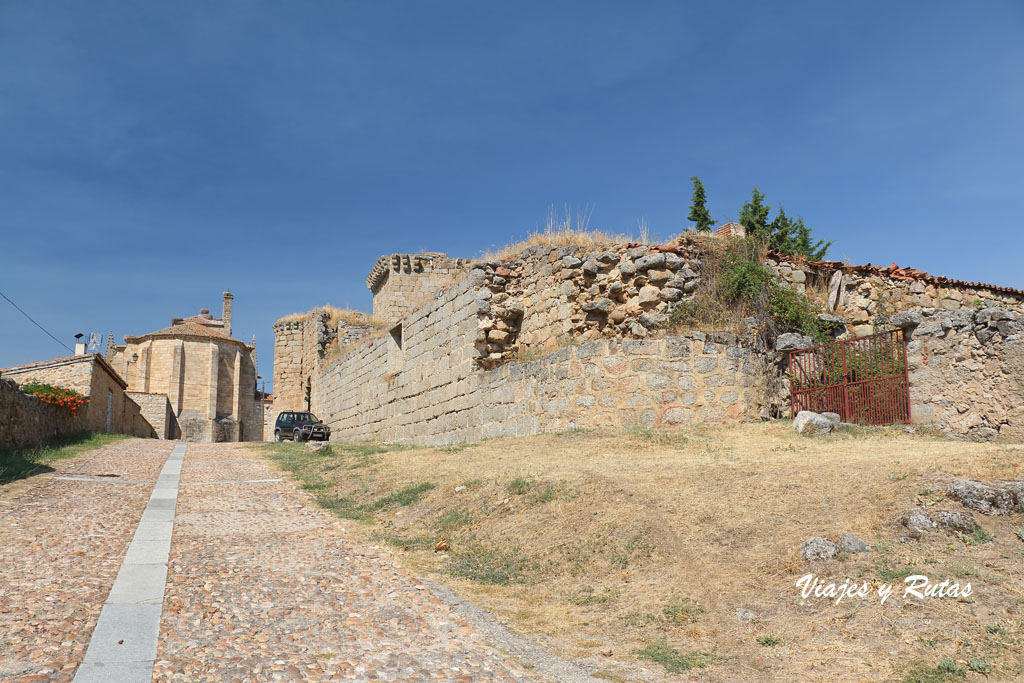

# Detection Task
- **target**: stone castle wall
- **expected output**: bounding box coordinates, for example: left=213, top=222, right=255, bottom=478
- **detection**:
left=368, top=253, right=470, bottom=325
left=274, top=239, right=1024, bottom=443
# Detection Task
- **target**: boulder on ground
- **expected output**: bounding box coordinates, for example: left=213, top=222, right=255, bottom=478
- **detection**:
left=305, top=441, right=332, bottom=455
left=801, top=536, right=840, bottom=561
left=933, top=509, right=979, bottom=533
left=947, top=478, right=1016, bottom=515
left=794, top=411, right=835, bottom=436
left=838, top=534, right=869, bottom=554
left=901, top=508, right=937, bottom=538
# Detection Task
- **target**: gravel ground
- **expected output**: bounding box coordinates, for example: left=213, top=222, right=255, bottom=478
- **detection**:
left=0, top=439, right=175, bottom=682
left=156, top=443, right=543, bottom=682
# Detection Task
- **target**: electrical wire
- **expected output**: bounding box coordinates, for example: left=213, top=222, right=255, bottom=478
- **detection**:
left=0, top=288, right=74, bottom=353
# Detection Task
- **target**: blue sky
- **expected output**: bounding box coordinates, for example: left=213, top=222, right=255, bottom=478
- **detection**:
left=1, top=1, right=1022, bottom=386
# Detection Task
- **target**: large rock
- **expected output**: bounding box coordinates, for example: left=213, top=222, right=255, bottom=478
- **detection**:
left=638, top=285, right=661, bottom=305
left=933, top=510, right=979, bottom=533
left=802, top=537, right=840, bottom=561
left=776, top=333, right=814, bottom=352
left=947, top=478, right=1017, bottom=515
left=794, top=411, right=835, bottom=436
left=888, top=310, right=923, bottom=329
left=305, top=441, right=332, bottom=455
left=901, top=508, right=937, bottom=538
left=581, top=298, right=613, bottom=314
left=838, top=534, right=869, bottom=554
left=633, top=253, right=666, bottom=271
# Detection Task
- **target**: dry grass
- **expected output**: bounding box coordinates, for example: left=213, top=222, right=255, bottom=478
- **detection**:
left=481, top=206, right=654, bottom=261
left=261, top=423, right=1024, bottom=681
left=275, top=305, right=387, bottom=330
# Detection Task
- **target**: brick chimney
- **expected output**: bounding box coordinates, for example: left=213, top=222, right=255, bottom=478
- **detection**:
left=222, top=291, right=234, bottom=337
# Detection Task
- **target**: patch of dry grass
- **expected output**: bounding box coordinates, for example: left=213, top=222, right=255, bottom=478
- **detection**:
left=275, top=305, right=387, bottom=329
left=263, top=424, right=1024, bottom=681
left=481, top=206, right=655, bottom=261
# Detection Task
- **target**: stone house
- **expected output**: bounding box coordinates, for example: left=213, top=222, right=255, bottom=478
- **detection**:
left=108, top=292, right=262, bottom=442
left=0, top=352, right=155, bottom=439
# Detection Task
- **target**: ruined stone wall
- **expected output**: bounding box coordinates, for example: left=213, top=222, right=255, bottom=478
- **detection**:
left=898, top=307, right=1024, bottom=441
left=767, top=254, right=1024, bottom=337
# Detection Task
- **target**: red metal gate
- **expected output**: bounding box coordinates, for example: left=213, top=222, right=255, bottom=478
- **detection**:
left=788, top=328, right=910, bottom=425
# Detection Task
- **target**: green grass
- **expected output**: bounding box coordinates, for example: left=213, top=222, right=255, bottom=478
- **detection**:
left=373, top=531, right=436, bottom=551
left=877, top=561, right=915, bottom=582
left=446, top=544, right=531, bottom=585
left=365, top=482, right=436, bottom=511
left=0, top=432, right=133, bottom=484
left=436, top=507, right=474, bottom=532
left=901, top=659, right=966, bottom=682
left=315, top=494, right=370, bottom=520
left=661, top=597, right=704, bottom=624
left=634, top=639, right=717, bottom=673
left=756, top=634, right=782, bottom=647
left=506, top=476, right=533, bottom=496
left=1014, top=527, right=1024, bottom=543
left=569, top=586, right=619, bottom=606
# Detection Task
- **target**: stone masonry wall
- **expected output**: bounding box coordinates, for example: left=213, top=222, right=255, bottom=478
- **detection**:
left=899, top=307, right=1024, bottom=441
left=0, top=378, right=79, bottom=450
left=768, top=253, right=1024, bottom=337
left=127, top=391, right=179, bottom=439
left=369, top=253, right=470, bottom=325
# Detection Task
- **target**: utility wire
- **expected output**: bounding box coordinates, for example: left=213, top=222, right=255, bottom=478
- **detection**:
left=0, top=288, right=74, bottom=353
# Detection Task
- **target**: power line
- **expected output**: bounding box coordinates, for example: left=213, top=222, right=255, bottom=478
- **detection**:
left=0, top=289, right=73, bottom=353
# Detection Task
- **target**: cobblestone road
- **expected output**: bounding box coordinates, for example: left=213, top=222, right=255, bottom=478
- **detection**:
left=1, top=440, right=539, bottom=682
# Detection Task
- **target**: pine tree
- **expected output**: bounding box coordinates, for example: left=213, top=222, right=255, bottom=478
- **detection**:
left=738, top=187, right=771, bottom=238
left=687, top=176, right=714, bottom=232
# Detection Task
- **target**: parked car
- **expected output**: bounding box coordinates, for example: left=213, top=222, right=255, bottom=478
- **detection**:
left=274, top=411, right=331, bottom=442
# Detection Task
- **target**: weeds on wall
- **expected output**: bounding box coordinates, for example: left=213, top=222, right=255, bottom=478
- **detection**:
left=668, top=237, right=830, bottom=344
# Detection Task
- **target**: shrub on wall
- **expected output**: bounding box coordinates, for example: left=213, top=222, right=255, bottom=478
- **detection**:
left=669, top=237, right=829, bottom=344
left=21, top=382, right=89, bottom=416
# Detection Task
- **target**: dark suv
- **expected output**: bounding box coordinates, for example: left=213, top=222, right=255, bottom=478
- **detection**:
left=274, top=411, right=331, bottom=442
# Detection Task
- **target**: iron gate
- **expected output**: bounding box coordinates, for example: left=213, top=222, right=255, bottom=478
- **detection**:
left=788, top=328, right=910, bottom=425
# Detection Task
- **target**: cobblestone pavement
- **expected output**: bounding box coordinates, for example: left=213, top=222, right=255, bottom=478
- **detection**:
left=0, top=439, right=176, bottom=682
left=155, top=443, right=538, bottom=682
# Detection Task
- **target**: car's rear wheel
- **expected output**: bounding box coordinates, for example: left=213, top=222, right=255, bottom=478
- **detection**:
left=274, top=430, right=282, bottom=442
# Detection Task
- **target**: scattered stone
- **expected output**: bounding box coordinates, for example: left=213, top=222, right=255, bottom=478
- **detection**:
left=821, top=412, right=841, bottom=425
left=775, top=333, right=814, bottom=352
left=629, top=322, right=648, bottom=337
left=637, top=313, right=666, bottom=329
left=663, top=253, right=684, bottom=270
left=619, top=261, right=636, bottom=276
left=933, top=510, right=978, bottom=533
left=802, top=537, right=840, bottom=561
left=901, top=508, right=937, bottom=538
left=305, top=441, right=332, bottom=455
left=736, top=608, right=756, bottom=622
left=838, top=534, right=869, bottom=554
left=627, top=246, right=649, bottom=260
left=793, top=411, right=835, bottom=436
left=454, top=485, right=467, bottom=493
left=582, top=259, right=599, bottom=276
left=947, top=478, right=1016, bottom=515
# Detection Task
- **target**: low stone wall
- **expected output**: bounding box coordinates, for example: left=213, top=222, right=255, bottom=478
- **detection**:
left=126, top=392, right=178, bottom=439
left=0, top=378, right=82, bottom=450
left=320, top=332, right=764, bottom=446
